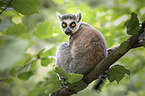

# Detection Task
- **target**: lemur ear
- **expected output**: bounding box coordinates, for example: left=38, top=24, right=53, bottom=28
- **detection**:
left=56, top=11, right=62, bottom=20
left=76, top=10, right=83, bottom=23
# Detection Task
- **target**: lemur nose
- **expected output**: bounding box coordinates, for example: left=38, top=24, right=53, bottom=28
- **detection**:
left=65, top=28, right=72, bottom=36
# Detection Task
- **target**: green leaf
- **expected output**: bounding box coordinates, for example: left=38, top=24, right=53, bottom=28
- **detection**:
left=15, top=53, right=32, bottom=67
left=124, top=20, right=129, bottom=27
left=29, top=60, right=37, bottom=71
left=68, top=73, right=84, bottom=84
left=34, top=80, right=61, bottom=94
left=54, top=67, right=68, bottom=79
left=4, top=79, right=13, bottom=84
left=107, top=65, right=130, bottom=83
left=38, top=48, right=45, bottom=55
left=33, top=21, right=53, bottom=39
left=116, top=41, right=129, bottom=54
left=18, top=71, right=33, bottom=80
left=41, top=58, right=54, bottom=67
left=6, top=23, right=27, bottom=36
left=37, top=48, right=45, bottom=59
left=23, top=53, right=32, bottom=64
left=41, top=48, right=56, bottom=58
left=9, top=68, right=16, bottom=76
left=47, top=81, right=62, bottom=94
left=126, top=12, right=139, bottom=35
left=47, top=70, right=59, bottom=81
left=34, top=85, right=49, bottom=92
left=13, top=0, right=40, bottom=15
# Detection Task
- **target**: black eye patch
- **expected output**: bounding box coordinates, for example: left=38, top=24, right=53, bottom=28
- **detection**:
left=62, top=22, right=67, bottom=28
left=70, top=22, right=76, bottom=28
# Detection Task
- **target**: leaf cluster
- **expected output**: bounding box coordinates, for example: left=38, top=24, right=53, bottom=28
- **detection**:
left=0, top=0, right=40, bottom=15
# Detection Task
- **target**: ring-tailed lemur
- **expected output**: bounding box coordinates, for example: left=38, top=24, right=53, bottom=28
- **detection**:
left=55, top=10, right=107, bottom=90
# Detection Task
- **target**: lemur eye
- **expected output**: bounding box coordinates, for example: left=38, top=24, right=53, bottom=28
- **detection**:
left=70, top=22, right=76, bottom=28
left=62, top=22, right=67, bottom=28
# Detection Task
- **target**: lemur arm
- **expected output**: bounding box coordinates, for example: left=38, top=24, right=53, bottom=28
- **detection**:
left=55, top=42, right=73, bottom=73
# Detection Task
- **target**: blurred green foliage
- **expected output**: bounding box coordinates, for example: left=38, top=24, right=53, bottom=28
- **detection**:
left=0, top=0, right=145, bottom=96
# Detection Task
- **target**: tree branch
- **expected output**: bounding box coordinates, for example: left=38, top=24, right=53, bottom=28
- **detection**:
left=107, top=40, right=145, bottom=55
left=0, top=0, right=14, bottom=15
left=50, top=21, right=145, bottom=96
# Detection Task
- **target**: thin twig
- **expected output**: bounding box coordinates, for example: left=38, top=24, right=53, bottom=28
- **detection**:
left=0, top=0, right=14, bottom=15
left=0, top=57, right=38, bottom=82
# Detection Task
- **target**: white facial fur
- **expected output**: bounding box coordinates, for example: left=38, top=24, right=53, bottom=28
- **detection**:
left=60, top=19, right=81, bottom=35
left=56, top=10, right=82, bottom=36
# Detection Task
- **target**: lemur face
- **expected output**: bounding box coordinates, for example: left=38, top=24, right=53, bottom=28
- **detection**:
left=56, top=10, right=82, bottom=36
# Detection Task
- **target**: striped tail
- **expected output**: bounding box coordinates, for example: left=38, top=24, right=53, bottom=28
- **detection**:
left=93, top=70, right=108, bottom=91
